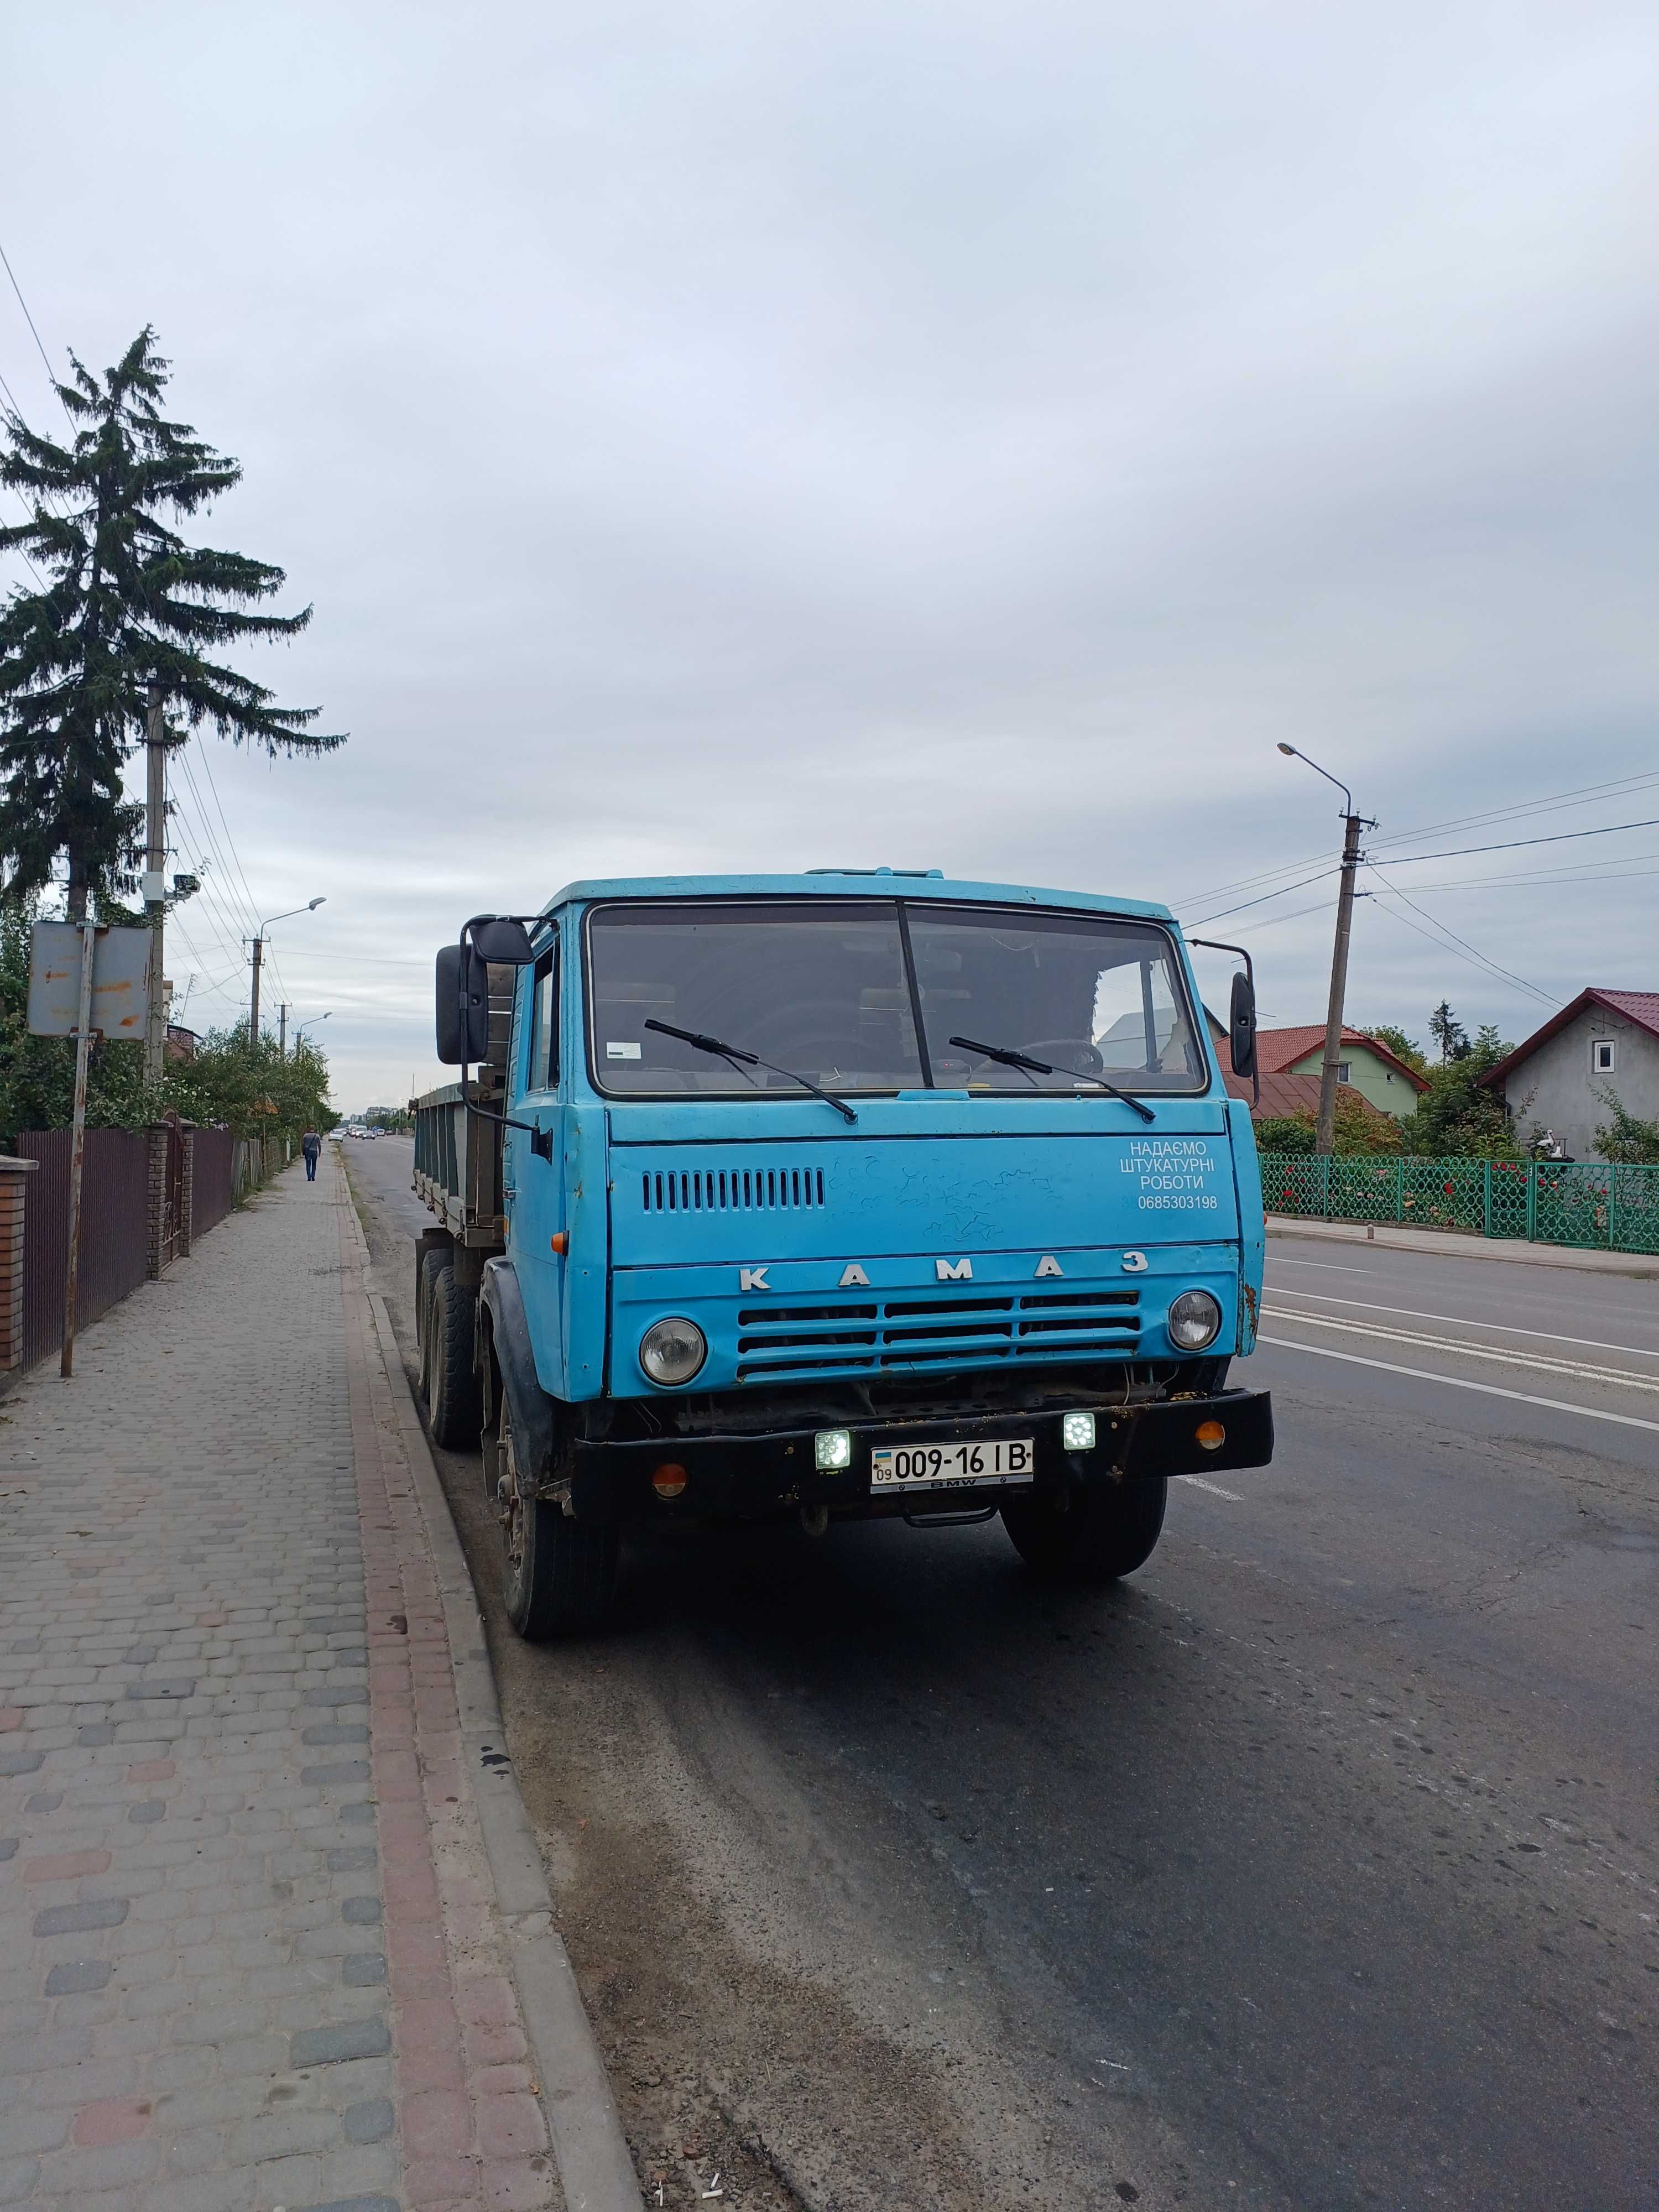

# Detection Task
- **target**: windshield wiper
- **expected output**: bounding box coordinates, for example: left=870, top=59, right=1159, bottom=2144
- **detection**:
left=948, top=1035, right=1156, bottom=1123
left=643, top=1019, right=858, bottom=1124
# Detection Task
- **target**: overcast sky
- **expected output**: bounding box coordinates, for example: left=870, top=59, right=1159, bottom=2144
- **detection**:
left=4, top=1, right=1656, bottom=1109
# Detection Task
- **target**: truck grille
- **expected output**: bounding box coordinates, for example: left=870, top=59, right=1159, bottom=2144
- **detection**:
left=734, top=1284, right=1139, bottom=1381
left=641, top=1166, right=826, bottom=1214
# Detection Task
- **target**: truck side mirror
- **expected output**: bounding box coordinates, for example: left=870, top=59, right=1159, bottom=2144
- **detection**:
left=471, top=917, right=536, bottom=965
left=1229, top=970, right=1257, bottom=1078
left=435, top=943, right=491, bottom=1064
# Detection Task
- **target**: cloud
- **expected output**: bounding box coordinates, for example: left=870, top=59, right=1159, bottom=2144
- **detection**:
left=3, top=0, right=1656, bottom=1098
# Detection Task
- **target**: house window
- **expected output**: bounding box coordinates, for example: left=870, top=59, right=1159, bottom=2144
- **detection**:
left=1592, top=1039, right=1615, bottom=1073
left=1335, top=1062, right=1350, bottom=1084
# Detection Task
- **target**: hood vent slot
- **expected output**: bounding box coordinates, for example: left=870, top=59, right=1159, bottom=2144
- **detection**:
left=642, top=1165, right=826, bottom=1214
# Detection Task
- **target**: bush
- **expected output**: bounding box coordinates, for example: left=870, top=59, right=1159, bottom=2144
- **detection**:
left=1253, top=1092, right=1402, bottom=1156
left=1593, top=1087, right=1659, bottom=1165
left=1396, top=1025, right=1521, bottom=1159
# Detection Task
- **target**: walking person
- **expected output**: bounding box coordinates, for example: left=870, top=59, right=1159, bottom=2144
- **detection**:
left=301, top=1127, right=322, bottom=1181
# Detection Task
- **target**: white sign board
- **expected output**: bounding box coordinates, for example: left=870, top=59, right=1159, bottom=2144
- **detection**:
left=27, top=922, right=152, bottom=1041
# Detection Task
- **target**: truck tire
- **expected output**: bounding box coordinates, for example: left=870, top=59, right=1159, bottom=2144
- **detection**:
left=494, top=1398, right=618, bottom=1638
left=416, top=1246, right=446, bottom=1366
left=427, top=1267, right=481, bottom=1449
left=1001, top=1478, right=1167, bottom=1583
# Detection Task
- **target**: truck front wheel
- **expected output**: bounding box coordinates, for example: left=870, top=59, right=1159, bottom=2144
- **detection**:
left=494, top=1399, right=618, bottom=1638
left=1001, top=1479, right=1167, bottom=1583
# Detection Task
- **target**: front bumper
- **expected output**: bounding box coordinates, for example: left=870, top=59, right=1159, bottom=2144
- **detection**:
left=566, top=1387, right=1272, bottom=1522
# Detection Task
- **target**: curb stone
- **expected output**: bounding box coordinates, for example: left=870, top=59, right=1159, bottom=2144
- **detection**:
left=335, top=1178, right=641, bottom=2212
left=1265, top=1213, right=1659, bottom=1279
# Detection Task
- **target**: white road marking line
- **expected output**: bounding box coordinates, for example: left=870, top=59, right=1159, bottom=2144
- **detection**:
left=1261, top=1308, right=1659, bottom=1392
left=1269, top=1258, right=1373, bottom=1272
left=1257, top=1334, right=1659, bottom=1434
left=1178, top=1474, right=1244, bottom=1500
left=1269, top=1290, right=1658, bottom=1360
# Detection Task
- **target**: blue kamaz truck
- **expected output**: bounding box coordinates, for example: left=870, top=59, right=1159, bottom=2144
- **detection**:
left=411, top=870, right=1271, bottom=1636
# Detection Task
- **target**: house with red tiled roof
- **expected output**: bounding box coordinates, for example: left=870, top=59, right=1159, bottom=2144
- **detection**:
left=1219, top=1066, right=1399, bottom=1130
left=1251, top=1025, right=1430, bottom=1122
left=1478, top=990, right=1659, bottom=1160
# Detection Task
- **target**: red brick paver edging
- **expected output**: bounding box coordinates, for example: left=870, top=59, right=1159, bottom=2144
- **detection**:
left=335, top=1172, right=565, bottom=2211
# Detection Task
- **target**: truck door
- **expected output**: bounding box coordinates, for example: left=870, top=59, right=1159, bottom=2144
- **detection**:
left=504, top=937, right=568, bottom=1397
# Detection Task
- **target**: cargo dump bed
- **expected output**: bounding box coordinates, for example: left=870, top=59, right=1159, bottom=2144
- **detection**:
left=411, top=961, right=513, bottom=1247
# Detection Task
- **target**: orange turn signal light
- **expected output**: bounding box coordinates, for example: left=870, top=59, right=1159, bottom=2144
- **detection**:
left=550, top=1232, right=568, bottom=1255
left=651, top=1463, right=688, bottom=1499
left=1196, top=1420, right=1225, bottom=1452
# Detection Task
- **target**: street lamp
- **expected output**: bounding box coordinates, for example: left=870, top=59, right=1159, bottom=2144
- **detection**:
left=249, top=898, right=325, bottom=1040
left=1276, top=748, right=1373, bottom=1157
left=294, top=1013, right=332, bottom=1052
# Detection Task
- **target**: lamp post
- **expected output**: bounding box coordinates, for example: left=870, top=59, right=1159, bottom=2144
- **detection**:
left=249, top=899, right=325, bottom=1040
left=294, top=1013, right=332, bottom=1048
left=1276, top=745, right=1373, bottom=1157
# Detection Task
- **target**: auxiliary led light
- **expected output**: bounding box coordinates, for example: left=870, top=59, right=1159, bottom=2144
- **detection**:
left=814, top=1429, right=853, bottom=1470
left=1061, top=1411, right=1097, bottom=1452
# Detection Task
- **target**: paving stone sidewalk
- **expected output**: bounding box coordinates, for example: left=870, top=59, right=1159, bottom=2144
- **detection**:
left=0, top=1151, right=565, bottom=2212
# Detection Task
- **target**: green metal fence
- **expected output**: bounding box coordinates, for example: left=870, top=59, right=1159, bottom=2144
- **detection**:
left=1264, top=1156, right=1659, bottom=1255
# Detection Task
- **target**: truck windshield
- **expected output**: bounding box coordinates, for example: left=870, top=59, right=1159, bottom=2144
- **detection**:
left=586, top=899, right=1204, bottom=1097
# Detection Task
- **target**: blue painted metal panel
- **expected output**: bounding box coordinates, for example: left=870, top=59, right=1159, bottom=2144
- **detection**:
left=611, top=1243, right=1239, bottom=1396
left=498, top=873, right=1256, bottom=1408
left=538, top=872, right=1176, bottom=922
left=612, top=1130, right=1238, bottom=1269
left=602, top=1095, right=1234, bottom=1144
left=1225, top=1098, right=1265, bottom=1353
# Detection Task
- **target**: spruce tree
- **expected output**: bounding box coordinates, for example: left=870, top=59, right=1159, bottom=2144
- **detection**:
left=1427, top=1000, right=1470, bottom=1063
left=0, top=327, right=342, bottom=917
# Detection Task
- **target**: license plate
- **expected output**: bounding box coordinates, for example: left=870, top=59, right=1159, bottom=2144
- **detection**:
left=870, top=1438, right=1034, bottom=1489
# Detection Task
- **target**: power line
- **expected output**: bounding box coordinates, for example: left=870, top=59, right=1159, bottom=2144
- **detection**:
left=1394, top=852, right=1659, bottom=894
left=1369, top=767, right=1659, bottom=855
left=191, top=735, right=265, bottom=933
left=1381, top=815, right=1659, bottom=866
left=0, top=238, right=56, bottom=388
left=1186, top=864, right=1343, bottom=926
left=1177, top=765, right=1659, bottom=914
left=1365, top=864, right=1556, bottom=1005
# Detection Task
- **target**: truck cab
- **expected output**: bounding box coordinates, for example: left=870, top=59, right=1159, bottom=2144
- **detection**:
left=413, top=870, right=1271, bottom=1635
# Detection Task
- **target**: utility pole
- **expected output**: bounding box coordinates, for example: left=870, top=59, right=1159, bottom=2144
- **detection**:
left=1315, top=808, right=1366, bottom=1156
left=143, top=682, right=167, bottom=1086
left=1276, top=744, right=1374, bottom=1157
left=278, top=1003, right=288, bottom=1057
left=250, top=899, right=326, bottom=1043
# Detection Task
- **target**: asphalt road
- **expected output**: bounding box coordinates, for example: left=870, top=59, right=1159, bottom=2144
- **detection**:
left=344, top=1135, right=1659, bottom=2212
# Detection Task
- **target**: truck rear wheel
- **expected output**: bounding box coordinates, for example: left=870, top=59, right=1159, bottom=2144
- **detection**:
left=416, top=1246, right=446, bottom=1361
left=495, top=1399, right=618, bottom=1638
left=1001, top=1479, right=1167, bottom=1583
left=427, top=1267, right=481, bottom=1449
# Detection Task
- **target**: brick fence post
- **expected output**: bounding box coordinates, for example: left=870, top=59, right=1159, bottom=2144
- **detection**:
left=0, top=1154, right=38, bottom=1376
left=147, top=1124, right=170, bottom=1279
left=179, top=1124, right=195, bottom=1258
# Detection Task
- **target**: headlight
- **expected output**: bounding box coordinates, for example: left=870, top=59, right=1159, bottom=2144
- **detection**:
left=815, top=1429, right=852, bottom=1469
left=1167, top=1290, right=1222, bottom=1352
left=1060, top=1411, right=1097, bottom=1452
left=639, top=1317, right=707, bottom=1386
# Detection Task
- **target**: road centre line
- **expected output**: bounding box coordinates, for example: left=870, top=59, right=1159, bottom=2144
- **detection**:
left=1261, top=1308, right=1659, bottom=1393
left=1267, top=1292, right=1658, bottom=1361
left=1256, top=1335, right=1659, bottom=1435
